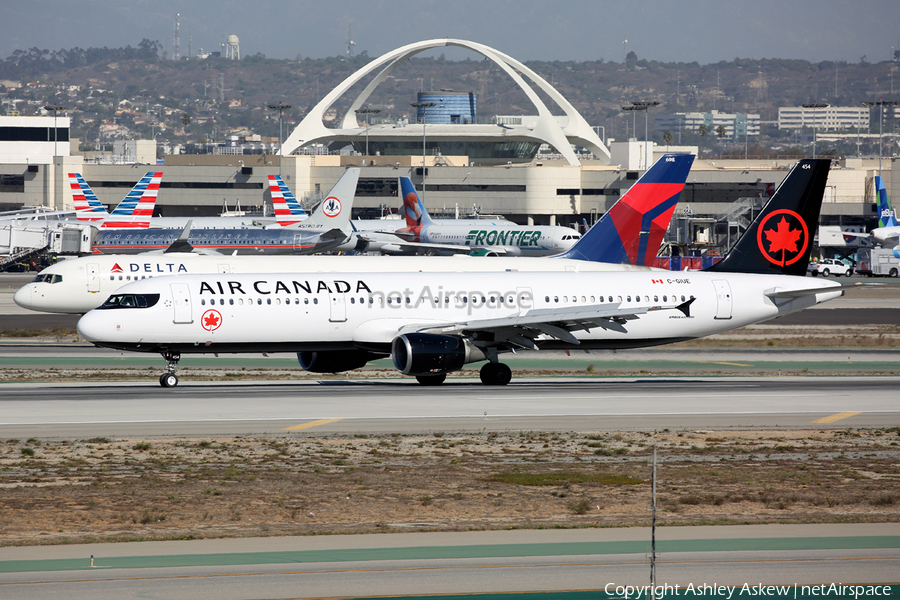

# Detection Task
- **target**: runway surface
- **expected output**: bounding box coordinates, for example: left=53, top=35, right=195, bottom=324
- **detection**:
left=1, top=376, right=897, bottom=438
left=0, top=524, right=897, bottom=600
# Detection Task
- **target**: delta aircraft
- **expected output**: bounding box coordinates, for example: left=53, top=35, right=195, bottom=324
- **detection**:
left=87, top=168, right=360, bottom=255
left=77, top=159, right=863, bottom=388
left=17, top=154, right=694, bottom=314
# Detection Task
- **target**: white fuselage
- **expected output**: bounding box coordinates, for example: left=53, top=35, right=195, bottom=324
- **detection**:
left=76, top=270, right=843, bottom=354
left=15, top=253, right=657, bottom=314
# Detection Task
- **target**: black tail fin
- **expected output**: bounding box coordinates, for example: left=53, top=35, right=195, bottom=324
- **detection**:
left=707, top=159, right=831, bottom=276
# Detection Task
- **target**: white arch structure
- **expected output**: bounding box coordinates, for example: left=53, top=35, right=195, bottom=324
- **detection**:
left=281, top=39, right=610, bottom=166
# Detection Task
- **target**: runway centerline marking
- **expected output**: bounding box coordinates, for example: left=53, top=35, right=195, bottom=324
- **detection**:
left=282, top=418, right=343, bottom=431
left=812, top=411, right=862, bottom=424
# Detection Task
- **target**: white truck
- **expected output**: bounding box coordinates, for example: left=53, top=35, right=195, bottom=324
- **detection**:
left=807, top=258, right=853, bottom=277
left=855, top=248, right=900, bottom=277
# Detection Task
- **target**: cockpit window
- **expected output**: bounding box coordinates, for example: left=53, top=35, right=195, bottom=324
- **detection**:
left=32, top=274, right=63, bottom=284
left=97, top=294, right=160, bottom=309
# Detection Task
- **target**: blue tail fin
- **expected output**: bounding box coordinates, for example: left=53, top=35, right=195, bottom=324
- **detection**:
left=399, top=177, right=433, bottom=229
left=557, top=154, right=694, bottom=264
left=875, top=176, right=898, bottom=228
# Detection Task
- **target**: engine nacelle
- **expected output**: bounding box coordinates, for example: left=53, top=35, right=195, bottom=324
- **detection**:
left=297, top=350, right=382, bottom=373
left=391, top=333, right=486, bottom=376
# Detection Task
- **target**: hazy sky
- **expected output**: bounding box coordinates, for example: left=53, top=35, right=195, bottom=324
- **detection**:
left=3, top=0, right=900, bottom=65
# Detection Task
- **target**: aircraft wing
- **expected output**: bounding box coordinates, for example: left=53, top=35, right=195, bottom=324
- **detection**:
left=397, top=300, right=693, bottom=348
left=297, top=228, right=350, bottom=254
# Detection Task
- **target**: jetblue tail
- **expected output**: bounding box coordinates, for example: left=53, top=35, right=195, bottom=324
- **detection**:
left=557, top=154, right=694, bottom=264
left=269, top=175, right=307, bottom=226
left=293, top=167, right=359, bottom=231
left=400, top=177, right=433, bottom=229
left=70, top=173, right=109, bottom=221
left=875, top=176, right=898, bottom=228
left=707, top=159, right=830, bottom=276
left=100, top=171, right=163, bottom=229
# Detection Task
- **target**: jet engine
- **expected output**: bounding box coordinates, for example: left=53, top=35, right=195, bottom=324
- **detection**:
left=297, top=350, right=382, bottom=373
left=391, top=333, right=487, bottom=376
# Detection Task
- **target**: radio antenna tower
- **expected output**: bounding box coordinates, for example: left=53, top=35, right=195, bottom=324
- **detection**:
left=346, top=24, right=355, bottom=58
left=173, top=13, right=181, bottom=61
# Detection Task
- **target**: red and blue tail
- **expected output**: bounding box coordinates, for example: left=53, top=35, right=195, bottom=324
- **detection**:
left=69, top=173, right=109, bottom=221
left=100, top=172, right=162, bottom=229
left=557, top=154, right=694, bottom=264
left=270, top=175, right=307, bottom=226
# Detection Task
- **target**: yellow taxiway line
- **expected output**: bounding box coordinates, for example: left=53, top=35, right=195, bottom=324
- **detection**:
left=812, top=411, right=861, bottom=424
left=281, top=418, right=343, bottom=431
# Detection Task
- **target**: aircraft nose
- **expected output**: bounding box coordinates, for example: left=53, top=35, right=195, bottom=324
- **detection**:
left=13, top=285, right=33, bottom=310
left=76, top=311, right=104, bottom=343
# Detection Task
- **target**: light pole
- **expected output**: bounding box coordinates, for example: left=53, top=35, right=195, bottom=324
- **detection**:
left=801, top=102, right=828, bottom=159
left=267, top=101, right=291, bottom=177
left=43, top=103, right=66, bottom=157
left=410, top=102, right=435, bottom=203
left=622, top=101, right=657, bottom=169
left=862, top=99, right=899, bottom=177
left=355, top=107, right=381, bottom=158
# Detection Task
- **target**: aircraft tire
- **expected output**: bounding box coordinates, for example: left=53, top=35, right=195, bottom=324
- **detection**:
left=416, top=374, right=446, bottom=386
left=160, top=373, right=178, bottom=388
left=480, top=363, right=512, bottom=386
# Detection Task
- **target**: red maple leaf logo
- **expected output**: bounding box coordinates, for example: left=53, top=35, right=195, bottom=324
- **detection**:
left=201, top=309, right=222, bottom=331
left=756, top=210, right=809, bottom=267
left=764, top=217, right=803, bottom=263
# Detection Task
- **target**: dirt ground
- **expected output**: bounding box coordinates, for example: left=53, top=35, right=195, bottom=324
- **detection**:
left=1, top=428, right=898, bottom=547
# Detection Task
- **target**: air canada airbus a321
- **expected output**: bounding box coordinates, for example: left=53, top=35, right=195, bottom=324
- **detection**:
left=77, top=159, right=867, bottom=388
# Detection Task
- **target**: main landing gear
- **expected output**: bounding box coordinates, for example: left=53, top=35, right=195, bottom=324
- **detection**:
left=480, top=362, right=512, bottom=386
left=159, top=350, right=181, bottom=388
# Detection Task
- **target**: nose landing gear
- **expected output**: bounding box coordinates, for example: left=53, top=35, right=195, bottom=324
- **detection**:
left=159, top=351, right=181, bottom=388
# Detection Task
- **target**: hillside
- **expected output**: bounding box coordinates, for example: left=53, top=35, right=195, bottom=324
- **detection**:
left=1, top=43, right=897, bottom=152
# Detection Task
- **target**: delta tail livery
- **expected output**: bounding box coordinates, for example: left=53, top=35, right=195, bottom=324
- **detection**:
left=558, top=154, right=693, bottom=264
left=77, top=159, right=868, bottom=388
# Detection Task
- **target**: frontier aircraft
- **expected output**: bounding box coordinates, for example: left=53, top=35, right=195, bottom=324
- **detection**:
left=76, top=159, right=862, bottom=388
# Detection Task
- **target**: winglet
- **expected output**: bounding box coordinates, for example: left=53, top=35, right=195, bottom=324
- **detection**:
left=164, top=220, right=194, bottom=253
left=676, top=297, right=695, bottom=317
left=556, top=154, right=694, bottom=264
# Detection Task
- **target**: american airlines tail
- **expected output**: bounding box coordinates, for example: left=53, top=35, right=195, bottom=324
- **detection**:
left=875, top=176, right=898, bottom=228
left=557, top=153, right=694, bottom=265
left=269, top=175, right=307, bottom=226
left=707, top=159, right=831, bottom=276
left=99, top=171, right=163, bottom=229
left=70, top=173, right=110, bottom=221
